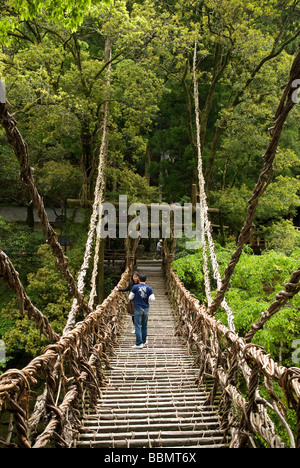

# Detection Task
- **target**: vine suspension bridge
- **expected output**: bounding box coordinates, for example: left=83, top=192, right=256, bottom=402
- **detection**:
left=0, top=45, right=300, bottom=449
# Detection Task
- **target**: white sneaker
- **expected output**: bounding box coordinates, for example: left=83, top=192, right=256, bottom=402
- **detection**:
left=143, top=339, right=148, bottom=346
left=131, top=344, right=144, bottom=349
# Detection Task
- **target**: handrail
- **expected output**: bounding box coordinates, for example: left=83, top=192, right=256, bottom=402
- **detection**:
left=0, top=255, right=136, bottom=448
left=162, top=251, right=300, bottom=448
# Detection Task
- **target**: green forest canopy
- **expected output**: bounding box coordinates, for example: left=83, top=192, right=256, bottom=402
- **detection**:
left=0, top=0, right=299, bottom=216
left=0, top=0, right=300, bottom=369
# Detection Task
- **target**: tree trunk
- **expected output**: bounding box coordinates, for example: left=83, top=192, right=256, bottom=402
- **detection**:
left=80, top=119, right=94, bottom=206
left=145, top=146, right=151, bottom=185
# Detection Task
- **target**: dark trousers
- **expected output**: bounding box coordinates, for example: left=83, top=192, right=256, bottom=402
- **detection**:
left=134, top=306, right=149, bottom=346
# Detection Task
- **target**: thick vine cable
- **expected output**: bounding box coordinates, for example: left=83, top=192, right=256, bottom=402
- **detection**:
left=0, top=102, right=92, bottom=320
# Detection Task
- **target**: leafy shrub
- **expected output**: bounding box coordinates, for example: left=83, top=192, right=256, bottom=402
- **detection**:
left=172, top=244, right=300, bottom=367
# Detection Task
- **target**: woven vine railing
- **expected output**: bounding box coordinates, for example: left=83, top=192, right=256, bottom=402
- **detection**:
left=0, top=249, right=137, bottom=449
left=162, top=253, right=300, bottom=449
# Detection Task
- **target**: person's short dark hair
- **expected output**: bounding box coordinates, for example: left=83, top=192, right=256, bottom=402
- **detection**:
left=139, top=273, right=147, bottom=282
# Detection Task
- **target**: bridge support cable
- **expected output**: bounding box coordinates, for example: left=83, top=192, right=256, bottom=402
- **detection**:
left=0, top=98, right=98, bottom=440
left=0, top=97, right=95, bottom=445
left=209, top=47, right=300, bottom=317
left=193, top=42, right=236, bottom=332
left=27, top=62, right=113, bottom=434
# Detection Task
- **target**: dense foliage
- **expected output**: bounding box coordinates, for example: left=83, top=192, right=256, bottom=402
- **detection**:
left=0, top=0, right=300, bottom=368
left=173, top=240, right=300, bottom=368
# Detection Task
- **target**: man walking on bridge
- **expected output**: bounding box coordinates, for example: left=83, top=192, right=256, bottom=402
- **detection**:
left=129, top=273, right=155, bottom=349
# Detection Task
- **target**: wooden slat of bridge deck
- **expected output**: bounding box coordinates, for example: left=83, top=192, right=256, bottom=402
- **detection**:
left=76, top=260, right=226, bottom=448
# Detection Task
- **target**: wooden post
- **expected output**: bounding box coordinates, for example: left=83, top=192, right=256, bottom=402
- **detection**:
left=192, top=183, right=197, bottom=211
left=192, top=183, right=198, bottom=227
left=98, top=239, right=105, bottom=304
left=26, top=202, right=34, bottom=231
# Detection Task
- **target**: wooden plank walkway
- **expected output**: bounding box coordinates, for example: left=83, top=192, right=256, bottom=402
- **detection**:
left=76, top=260, right=226, bottom=448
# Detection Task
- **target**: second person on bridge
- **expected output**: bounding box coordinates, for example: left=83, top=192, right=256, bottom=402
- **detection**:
left=129, top=273, right=155, bottom=349
left=118, top=271, right=140, bottom=333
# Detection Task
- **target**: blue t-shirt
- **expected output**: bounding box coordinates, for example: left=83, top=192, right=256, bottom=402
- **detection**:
left=131, top=284, right=154, bottom=309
